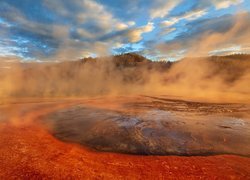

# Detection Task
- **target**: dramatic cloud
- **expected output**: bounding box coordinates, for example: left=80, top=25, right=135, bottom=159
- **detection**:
left=0, top=0, right=249, bottom=61
left=156, top=12, right=250, bottom=57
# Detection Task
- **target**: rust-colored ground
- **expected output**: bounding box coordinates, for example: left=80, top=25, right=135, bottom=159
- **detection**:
left=0, top=99, right=250, bottom=179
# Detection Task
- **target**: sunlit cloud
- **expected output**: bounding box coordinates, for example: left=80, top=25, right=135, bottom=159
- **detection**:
left=0, top=0, right=249, bottom=61
left=212, top=0, right=244, bottom=9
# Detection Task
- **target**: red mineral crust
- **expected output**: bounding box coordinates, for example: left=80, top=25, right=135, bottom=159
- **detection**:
left=0, top=100, right=249, bottom=179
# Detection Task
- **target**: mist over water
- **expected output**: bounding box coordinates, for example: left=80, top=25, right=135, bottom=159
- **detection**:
left=1, top=54, right=250, bottom=103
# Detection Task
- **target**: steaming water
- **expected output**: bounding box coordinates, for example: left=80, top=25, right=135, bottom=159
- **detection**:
left=42, top=97, right=250, bottom=156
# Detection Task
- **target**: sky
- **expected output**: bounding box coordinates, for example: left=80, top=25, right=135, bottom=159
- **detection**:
left=0, top=0, right=250, bottom=62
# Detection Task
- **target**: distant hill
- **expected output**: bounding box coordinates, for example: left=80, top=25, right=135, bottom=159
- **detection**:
left=78, top=53, right=172, bottom=70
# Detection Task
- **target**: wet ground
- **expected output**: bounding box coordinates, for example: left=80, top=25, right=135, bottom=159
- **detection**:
left=1, top=96, right=250, bottom=179
left=41, top=96, right=250, bottom=156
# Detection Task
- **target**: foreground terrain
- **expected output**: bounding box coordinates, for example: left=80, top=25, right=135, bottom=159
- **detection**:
left=0, top=96, right=250, bottom=179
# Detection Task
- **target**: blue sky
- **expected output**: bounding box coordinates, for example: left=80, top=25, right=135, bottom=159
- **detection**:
left=0, top=0, right=250, bottom=61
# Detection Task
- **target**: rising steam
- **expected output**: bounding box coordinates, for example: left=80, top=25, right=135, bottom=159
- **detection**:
left=0, top=53, right=250, bottom=103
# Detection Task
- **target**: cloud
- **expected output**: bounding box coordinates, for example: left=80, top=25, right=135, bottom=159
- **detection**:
left=156, top=12, right=250, bottom=57
left=126, top=22, right=155, bottom=43
left=45, top=0, right=128, bottom=35
left=0, top=2, right=61, bottom=59
left=158, top=0, right=244, bottom=29
left=212, top=0, right=243, bottom=9
left=157, top=8, right=207, bottom=41
left=115, top=21, right=136, bottom=31
left=0, top=3, right=51, bottom=37
left=158, top=27, right=176, bottom=37
left=50, top=40, right=110, bottom=61
left=160, top=19, right=179, bottom=27
left=0, top=0, right=138, bottom=60
left=179, top=9, right=208, bottom=21
left=0, top=0, right=248, bottom=61
left=208, top=45, right=242, bottom=55
left=128, top=21, right=136, bottom=26
left=160, top=9, right=207, bottom=28
left=150, top=0, right=182, bottom=19
left=98, top=22, right=154, bottom=43
left=192, top=0, right=244, bottom=10
left=115, top=23, right=129, bottom=31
